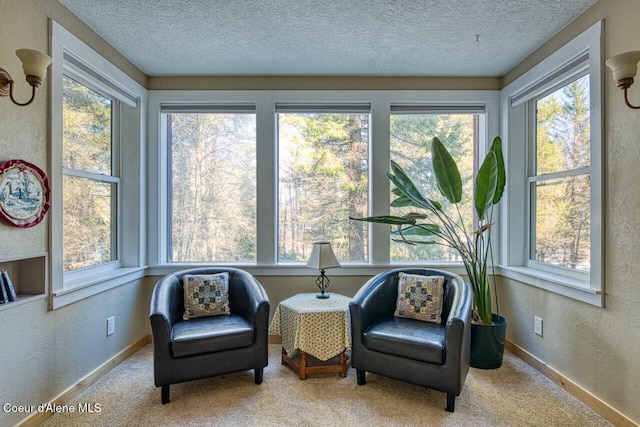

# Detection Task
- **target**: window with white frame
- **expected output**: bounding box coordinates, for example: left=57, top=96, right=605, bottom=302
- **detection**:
left=529, top=74, right=590, bottom=272
left=50, top=22, right=146, bottom=308
left=147, top=91, right=499, bottom=273
left=389, top=107, right=482, bottom=262
left=276, top=104, right=370, bottom=263
left=162, top=106, right=257, bottom=262
left=62, top=75, right=118, bottom=271
left=500, top=21, right=603, bottom=306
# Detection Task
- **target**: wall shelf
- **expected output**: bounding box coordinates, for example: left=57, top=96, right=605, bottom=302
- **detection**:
left=0, top=252, right=47, bottom=311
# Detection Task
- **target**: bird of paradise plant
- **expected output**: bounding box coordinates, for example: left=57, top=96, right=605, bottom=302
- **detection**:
left=352, top=136, right=505, bottom=325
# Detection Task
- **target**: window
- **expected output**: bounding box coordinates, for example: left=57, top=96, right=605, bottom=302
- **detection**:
left=50, top=22, right=146, bottom=308
left=163, top=107, right=257, bottom=262
left=389, top=110, right=479, bottom=262
left=148, top=91, right=499, bottom=274
left=277, top=105, right=369, bottom=262
left=500, top=21, right=602, bottom=305
left=529, top=75, right=590, bottom=272
left=62, top=76, right=118, bottom=271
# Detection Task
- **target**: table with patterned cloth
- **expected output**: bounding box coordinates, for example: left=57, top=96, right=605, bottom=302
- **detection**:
left=269, top=292, right=352, bottom=379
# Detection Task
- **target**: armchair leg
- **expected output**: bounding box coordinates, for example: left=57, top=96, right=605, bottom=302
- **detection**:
left=161, top=385, right=170, bottom=404
left=255, top=367, right=264, bottom=384
left=356, top=369, right=366, bottom=385
left=446, top=393, right=455, bottom=412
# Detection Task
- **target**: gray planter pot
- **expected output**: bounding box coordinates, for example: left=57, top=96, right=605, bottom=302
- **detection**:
left=470, top=313, right=507, bottom=369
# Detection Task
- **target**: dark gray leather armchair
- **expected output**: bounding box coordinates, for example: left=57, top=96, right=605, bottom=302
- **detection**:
left=150, top=267, right=270, bottom=404
left=349, top=268, right=472, bottom=412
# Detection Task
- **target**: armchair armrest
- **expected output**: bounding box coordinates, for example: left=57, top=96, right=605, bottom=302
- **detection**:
left=150, top=274, right=184, bottom=360
left=349, top=270, right=398, bottom=334
left=443, top=276, right=472, bottom=374
left=228, top=269, right=270, bottom=328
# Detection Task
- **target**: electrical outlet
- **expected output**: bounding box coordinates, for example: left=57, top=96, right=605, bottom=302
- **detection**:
left=534, top=316, right=543, bottom=337
left=107, top=316, right=115, bottom=336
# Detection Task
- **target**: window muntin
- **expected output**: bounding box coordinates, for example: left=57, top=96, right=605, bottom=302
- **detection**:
left=529, top=74, right=591, bottom=272
left=389, top=113, right=477, bottom=262
left=277, top=110, right=369, bottom=262
left=62, top=75, right=117, bottom=272
left=166, top=111, right=257, bottom=262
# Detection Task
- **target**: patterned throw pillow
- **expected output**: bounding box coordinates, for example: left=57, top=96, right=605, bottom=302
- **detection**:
left=183, top=273, right=231, bottom=320
left=394, top=273, right=444, bottom=324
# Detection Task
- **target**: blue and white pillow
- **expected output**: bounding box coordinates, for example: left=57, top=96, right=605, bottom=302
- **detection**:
left=183, top=272, right=231, bottom=320
left=394, top=273, right=444, bottom=324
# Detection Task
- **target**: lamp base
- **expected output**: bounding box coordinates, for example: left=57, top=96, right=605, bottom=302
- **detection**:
left=316, top=292, right=330, bottom=299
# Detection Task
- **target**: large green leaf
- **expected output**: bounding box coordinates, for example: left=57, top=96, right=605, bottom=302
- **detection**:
left=390, top=224, right=440, bottom=236
left=392, top=238, right=438, bottom=245
left=390, top=196, right=413, bottom=207
left=431, top=137, right=462, bottom=203
left=490, top=136, right=506, bottom=204
left=388, top=161, right=435, bottom=210
left=349, top=215, right=415, bottom=225
left=474, top=151, right=498, bottom=221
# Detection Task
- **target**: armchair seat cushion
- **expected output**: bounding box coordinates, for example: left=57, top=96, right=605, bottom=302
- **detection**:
left=171, top=314, right=254, bottom=358
left=363, top=317, right=445, bottom=364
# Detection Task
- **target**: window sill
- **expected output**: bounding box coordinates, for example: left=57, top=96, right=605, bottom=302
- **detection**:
left=146, top=262, right=469, bottom=277
left=499, top=265, right=603, bottom=307
left=51, top=267, right=147, bottom=309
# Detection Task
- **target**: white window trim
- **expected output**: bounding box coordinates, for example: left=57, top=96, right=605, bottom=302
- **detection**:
left=147, top=90, right=499, bottom=275
left=499, top=21, right=603, bottom=306
left=49, top=21, right=147, bottom=309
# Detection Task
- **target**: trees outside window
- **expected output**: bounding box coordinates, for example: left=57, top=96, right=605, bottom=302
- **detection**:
left=167, top=111, right=257, bottom=262
left=531, top=74, right=590, bottom=271
left=277, top=111, right=369, bottom=262
left=62, top=76, right=116, bottom=271
left=151, top=92, right=498, bottom=270
left=390, top=113, right=477, bottom=262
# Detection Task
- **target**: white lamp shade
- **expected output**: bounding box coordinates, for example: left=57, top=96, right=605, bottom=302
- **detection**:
left=306, top=241, right=341, bottom=270
left=15, top=49, right=52, bottom=80
left=606, top=51, right=640, bottom=82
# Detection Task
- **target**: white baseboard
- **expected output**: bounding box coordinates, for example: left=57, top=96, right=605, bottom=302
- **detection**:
left=505, top=340, right=638, bottom=427
left=17, top=335, right=150, bottom=427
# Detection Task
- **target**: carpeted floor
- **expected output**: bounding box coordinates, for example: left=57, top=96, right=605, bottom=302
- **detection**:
left=42, top=344, right=612, bottom=427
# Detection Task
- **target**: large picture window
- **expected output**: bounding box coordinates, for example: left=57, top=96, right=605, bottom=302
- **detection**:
left=164, top=108, right=257, bottom=262
left=389, top=111, right=478, bottom=262
left=277, top=106, right=369, bottom=262
left=148, top=91, right=499, bottom=273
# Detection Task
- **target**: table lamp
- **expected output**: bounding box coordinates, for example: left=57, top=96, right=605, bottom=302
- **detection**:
left=306, top=241, right=341, bottom=299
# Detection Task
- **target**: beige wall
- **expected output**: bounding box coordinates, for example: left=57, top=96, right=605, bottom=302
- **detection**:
left=0, top=1, right=149, bottom=426
left=498, top=0, right=640, bottom=423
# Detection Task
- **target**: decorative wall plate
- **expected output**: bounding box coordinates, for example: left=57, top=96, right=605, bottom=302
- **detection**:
left=0, top=159, right=51, bottom=228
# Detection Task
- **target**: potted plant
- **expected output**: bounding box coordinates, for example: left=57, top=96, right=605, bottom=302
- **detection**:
left=351, top=136, right=507, bottom=368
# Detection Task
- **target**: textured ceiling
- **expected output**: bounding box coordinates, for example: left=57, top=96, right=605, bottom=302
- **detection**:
left=58, top=0, right=598, bottom=77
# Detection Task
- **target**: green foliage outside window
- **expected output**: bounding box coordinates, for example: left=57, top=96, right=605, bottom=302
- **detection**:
left=62, top=76, right=114, bottom=271
left=278, top=112, right=368, bottom=262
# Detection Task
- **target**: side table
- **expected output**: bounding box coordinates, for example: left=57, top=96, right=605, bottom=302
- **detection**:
left=269, top=292, right=351, bottom=380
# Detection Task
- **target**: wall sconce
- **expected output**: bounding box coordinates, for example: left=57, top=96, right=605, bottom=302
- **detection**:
left=0, top=49, right=52, bottom=107
left=605, top=50, right=640, bottom=109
